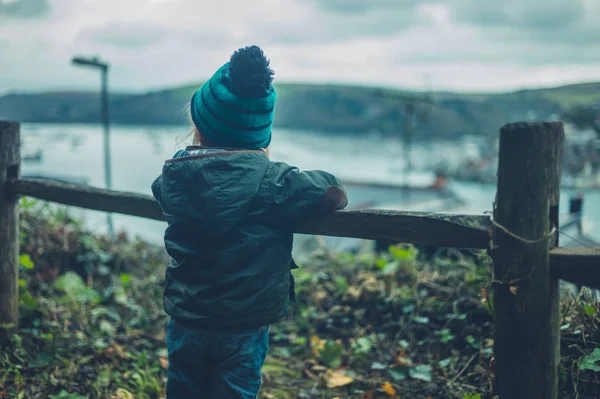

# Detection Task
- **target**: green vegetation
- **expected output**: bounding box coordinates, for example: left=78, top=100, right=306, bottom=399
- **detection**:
left=1, top=81, right=599, bottom=139
left=1, top=199, right=599, bottom=398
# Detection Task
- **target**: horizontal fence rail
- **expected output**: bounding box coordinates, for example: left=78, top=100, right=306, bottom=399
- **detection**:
left=5, top=177, right=600, bottom=289
left=7, top=178, right=492, bottom=249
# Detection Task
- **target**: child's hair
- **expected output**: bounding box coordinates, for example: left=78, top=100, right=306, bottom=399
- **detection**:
left=175, top=103, right=195, bottom=148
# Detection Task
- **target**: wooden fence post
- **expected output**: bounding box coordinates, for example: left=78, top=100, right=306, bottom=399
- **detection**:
left=0, top=120, right=20, bottom=343
left=492, top=122, right=564, bottom=399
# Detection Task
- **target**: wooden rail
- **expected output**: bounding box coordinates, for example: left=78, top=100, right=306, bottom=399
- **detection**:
left=1, top=120, right=599, bottom=398
left=5, top=178, right=598, bottom=288
left=5, top=178, right=492, bottom=249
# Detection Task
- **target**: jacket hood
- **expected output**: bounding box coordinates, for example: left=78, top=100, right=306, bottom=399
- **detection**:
left=152, top=150, right=270, bottom=235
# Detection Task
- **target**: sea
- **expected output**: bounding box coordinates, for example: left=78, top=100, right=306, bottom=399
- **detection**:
left=19, top=123, right=600, bottom=248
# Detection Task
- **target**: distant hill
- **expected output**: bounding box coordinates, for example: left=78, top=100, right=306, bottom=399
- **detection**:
left=1, top=81, right=599, bottom=140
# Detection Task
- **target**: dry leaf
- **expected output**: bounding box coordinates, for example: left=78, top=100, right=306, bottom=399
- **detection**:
left=303, top=368, right=317, bottom=379
left=325, top=370, right=354, bottom=388
left=362, top=392, right=374, bottom=399
left=509, top=285, right=518, bottom=295
left=111, top=388, right=135, bottom=399
left=159, top=357, right=169, bottom=369
left=381, top=381, right=397, bottom=397
left=106, top=343, right=129, bottom=359
left=395, top=349, right=412, bottom=366
left=480, top=288, right=488, bottom=304
left=345, top=286, right=362, bottom=301
left=311, top=335, right=325, bottom=357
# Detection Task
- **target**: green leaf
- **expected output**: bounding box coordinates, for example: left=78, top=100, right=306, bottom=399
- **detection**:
left=402, top=304, right=415, bottom=314
left=94, top=338, right=108, bottom=350
left=353, top=336, right=373, bottom=355
left=441, top=334, right=455, bottom=343
left=318, top=340, right=344, bottom=369
left=96, top=368, right=111, bottom=387
left=19, top=254, right=34, bottom=269
left=292, top=337, right=306, bottom=346
left=465, top=335, right=475, bottom=344
left=371, top=362, right=387, bottom=370
left=398, top=339, right=409, bottom=349
left=334, top=276, right=348, bottom=293
left=113, top=286, right=128, bottom=305
left=436, top=328, right=455, bottom=343
left=54, top=272, right=86, bottom=298
left=389, top=245, right=417, bottom=261
left=375, top=258, right=388, bottom=269
left=49, top=390, right=88, bottom=399
left=580, top=348, right=600, bottom=372
left=382, top=261, right=399, bottom=274
left=412, top=316, right=429, bottom=324
left=99, top=320, right=116, bottom=336
left=31, top=352, right=54, bottom=368
left=409, top=364, right=432, bottom=382
left=438, top=358, right=451, bottom=368
left=464, top=393, right=481, bottom=399
left=560, top=323, right=571, bottom=331
left=583, top=305, right=597, bottom=317
left=20, top=290, right=38, bottom=310
left=19, top=196, right=39, bottom=211
left=389, top=366, right=406, bottom=381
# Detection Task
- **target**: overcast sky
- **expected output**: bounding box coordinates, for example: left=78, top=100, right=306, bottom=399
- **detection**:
left=1, top=0, right=600, bottom=93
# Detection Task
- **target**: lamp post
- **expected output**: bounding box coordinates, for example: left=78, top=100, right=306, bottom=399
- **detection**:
left=71, top=56, right=114, bottom=237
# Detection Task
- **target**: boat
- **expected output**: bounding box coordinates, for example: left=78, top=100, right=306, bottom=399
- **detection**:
left=22, top=149, right=43, bottom=163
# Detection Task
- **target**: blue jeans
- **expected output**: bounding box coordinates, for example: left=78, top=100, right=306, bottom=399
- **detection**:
left=166, top=319, right=269, bottom=399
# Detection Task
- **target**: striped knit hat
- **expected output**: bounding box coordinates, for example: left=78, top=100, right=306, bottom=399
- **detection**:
left=190, top=45, right=276, bottom=150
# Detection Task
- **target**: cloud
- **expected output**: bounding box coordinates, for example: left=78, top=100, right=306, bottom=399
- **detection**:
left=301, top=0, right=439, bottom=40
left=448, top=0, right=600, bottom=45
left=0, top=0, right=50, bottom=19
left=453, top=0, right=583, bottom=31
left=310, top=0, right=423, bottom=14
left=0, top=0, right=599, bottom=93
left=79, top=22, right=168, bottom=49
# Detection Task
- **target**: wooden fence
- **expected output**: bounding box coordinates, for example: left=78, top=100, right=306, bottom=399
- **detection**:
left=1, top=119, right=599, bottom=398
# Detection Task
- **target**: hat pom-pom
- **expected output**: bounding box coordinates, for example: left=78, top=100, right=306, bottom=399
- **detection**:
left=228, top=45, right=274, bottom=97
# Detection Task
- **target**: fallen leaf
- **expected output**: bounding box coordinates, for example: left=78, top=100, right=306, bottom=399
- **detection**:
left=381, top=381, right=397, bottom=397
left=361, top=392, right=374, bottom=399
left=345, top=286, right=362, bottom=301
left=509, top=285, right=518, bottom=295
left=106, top=343, right=129, bottom=359
left=111, top=388, right=134, bottom=399
left=325, top=370, right=354, bottom=388
left=303, top=368, right=317, bottom=379
left=371, top=361, right=387, bottom=370
left=311, top=335, right=326, bottom=357
left=395, top=349, right=412, bottom=366
left=159, top=357, right=169, bottom=369
left=409, top=364, right=432, bottom=382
